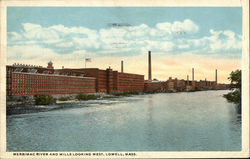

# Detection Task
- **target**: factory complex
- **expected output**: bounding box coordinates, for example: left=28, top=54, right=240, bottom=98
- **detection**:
left=6, top=51, right=229, bottom=96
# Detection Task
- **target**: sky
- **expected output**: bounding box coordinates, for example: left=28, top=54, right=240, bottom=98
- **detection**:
left=7, top=7, right=242, bottom=83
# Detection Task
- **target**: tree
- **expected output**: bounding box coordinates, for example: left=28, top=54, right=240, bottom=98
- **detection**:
left=228, top=69, right=241, bottom=90
left=224, top=70, right=241, bottom=113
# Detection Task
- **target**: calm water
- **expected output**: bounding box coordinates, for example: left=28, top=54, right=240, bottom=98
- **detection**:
left=7, top=90, right=241, bottom=151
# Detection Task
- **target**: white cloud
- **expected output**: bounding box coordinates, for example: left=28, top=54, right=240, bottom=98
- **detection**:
left=72, top=37, right=100, bottom=49
left=22, top=23, right=60, bottom=41
left=156, top=22, right=172, bottom=32
left=156, top=19, right=199, bottom=34
left=7, top=32, right=22, bottom=41
left=56, top=42, right=74, bottom=48
left=7, top=19, right=242, bottom=60
left=22, top=23, right=41, bottom=32
left=206, top=29, right=242, bottom=52
left=7, top=45, right=58, bottom=61
left=223, top=30, right=235, bottom=39
left=178, top=44, right=189, bottom=49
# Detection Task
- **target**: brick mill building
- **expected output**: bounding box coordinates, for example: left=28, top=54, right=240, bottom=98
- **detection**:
left=6, top=62, right=144, bottom=96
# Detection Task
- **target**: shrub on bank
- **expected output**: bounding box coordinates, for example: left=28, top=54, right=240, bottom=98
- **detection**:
left=76, top=94, right=100, bottom=100
left=34, top=94, right=55, bottom=105
left=113, top=91, right=140, bottom=96
left=58, top=96, right=71, bottom=101
left=223, top=89, right=241, bottom=105
left=223, top=69, right=241, bottom=114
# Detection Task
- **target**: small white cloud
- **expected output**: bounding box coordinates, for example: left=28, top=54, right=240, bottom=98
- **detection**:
left=223, top=30, right=235, bottom=39
left=156, top=22, right=172, bottom=33
left=22, top=23, right=60, bottom=41
left=72, top=37, right=100, bottom=49
left=156, top=19, right=199, bottom=34
left=207, top=29, right=241, bottom=52
left=56, top=42, right=74, bottom=48
left=22, top=23, right=41, bottom=32
left=178, top=44, right=190, bottom=49
left=7, top=45, right=58, bottom=61
left=8, top=32, right=22, bottom=41
left=182, top=19, right=199, bottom=33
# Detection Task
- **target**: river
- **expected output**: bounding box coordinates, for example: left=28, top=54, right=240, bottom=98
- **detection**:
left=7, top=90, right=241, bottom=151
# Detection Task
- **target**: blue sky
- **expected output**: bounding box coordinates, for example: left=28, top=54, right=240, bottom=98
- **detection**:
left=7, top=7, right=242, bottom=34
left=6, top=7, right=242, bottom=82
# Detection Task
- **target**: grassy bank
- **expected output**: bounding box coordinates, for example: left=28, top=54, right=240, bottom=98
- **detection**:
left=113, top=91, right=140, bottom=96
left=75, top=94, right=100, bottom=100
left=58, top=96, right=71, bottom=101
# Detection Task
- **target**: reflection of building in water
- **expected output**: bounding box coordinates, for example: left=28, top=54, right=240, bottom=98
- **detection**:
left=145, top=97, right=155, bottom=146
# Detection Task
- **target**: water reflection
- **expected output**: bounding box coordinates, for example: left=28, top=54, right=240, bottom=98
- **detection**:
left=146, top=97, right=155, bottom=148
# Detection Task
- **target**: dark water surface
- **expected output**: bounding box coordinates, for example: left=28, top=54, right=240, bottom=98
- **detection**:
left=7, top=90, right=241, bottom=151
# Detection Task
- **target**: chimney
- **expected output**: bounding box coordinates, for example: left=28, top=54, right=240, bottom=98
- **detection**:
left=187, top=75, right=189, bottom=81
left=215, top=69, right=217, bottom=83
left=121, top=60, right=124, bottom=73
left=192, top=68, right=194, bottom=81
left=148, top=51, right=152, bottom=81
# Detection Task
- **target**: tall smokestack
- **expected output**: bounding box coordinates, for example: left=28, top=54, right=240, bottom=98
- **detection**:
left=215, top=69, right=217, bottom=83
left=187, top=75, right=189, bottom=81
left=148, top=51, right=152, bottom=81
left=121, top=60, right=124, bottom=73
left=192, top=68, right=194, bottom=81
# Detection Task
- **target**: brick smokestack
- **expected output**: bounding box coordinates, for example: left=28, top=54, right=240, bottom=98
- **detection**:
left=215, top=69, right=217, bottom=83
left=121, top=60, right=124, bottom=73
left=148, top=51, right=152, bottom=81
left=192, top=68, right=194, bottom=81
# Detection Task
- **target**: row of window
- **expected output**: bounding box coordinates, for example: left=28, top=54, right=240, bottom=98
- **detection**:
left=11, top=77, right=93, bottom=83
left=11, top=89, right=95, bottom=95
left=12, top=76, right=88, bottom=81
left=12, top=81, right=94, bottom=86
left=12, top=73, right=87, bottom=80
left=11, top=84, right=94, bottom=89
left=12, top=79, right=94, bottom=84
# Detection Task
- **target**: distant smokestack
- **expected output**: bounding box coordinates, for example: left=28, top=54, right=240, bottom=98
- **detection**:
left=187, top=75, right=189, bottom=81
left=215, top=69, right=217, bottom=83
left=121, top=60, right=124, bottom=73
left=192, top=68, right=194, bottom=81
left=148, top=51, right=152, bottom=81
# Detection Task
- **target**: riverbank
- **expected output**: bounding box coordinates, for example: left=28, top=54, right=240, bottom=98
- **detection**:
left=6, top=92, right=142, bottom=115
left=6, top=89, right=228, bottom=115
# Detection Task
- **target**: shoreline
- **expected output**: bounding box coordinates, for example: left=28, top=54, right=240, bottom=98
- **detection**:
left=6, top=89, right=229, bottom=116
